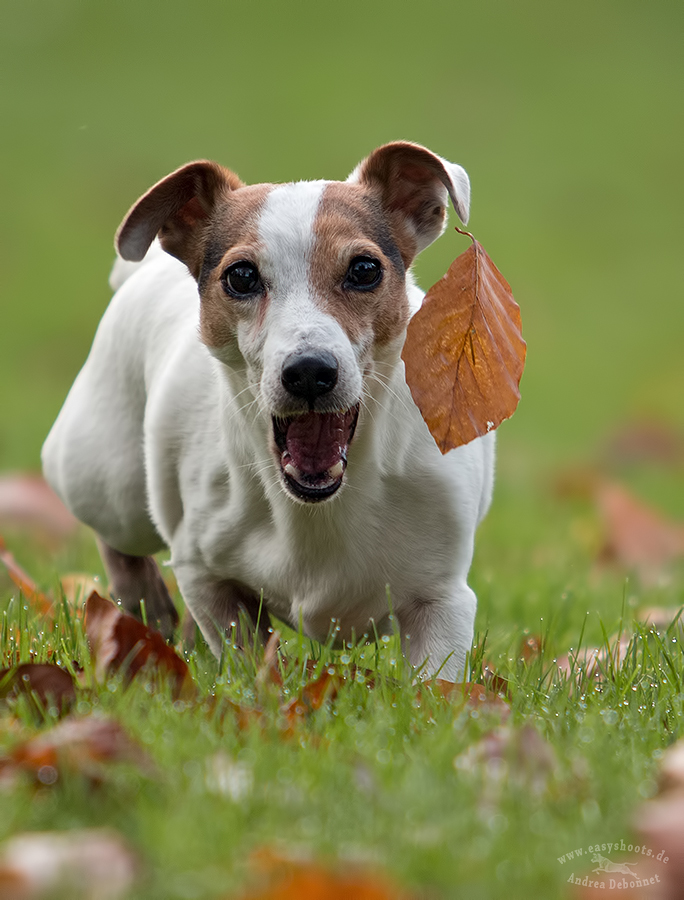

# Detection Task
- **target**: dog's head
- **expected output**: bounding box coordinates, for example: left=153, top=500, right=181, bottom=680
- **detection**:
left=116, top=142, right=469, bottom=503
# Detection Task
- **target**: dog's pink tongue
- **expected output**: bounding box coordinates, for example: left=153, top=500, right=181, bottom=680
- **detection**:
left=285, top=412, right=347, bottom=474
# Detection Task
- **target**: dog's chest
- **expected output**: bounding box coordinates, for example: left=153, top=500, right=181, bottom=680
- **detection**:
left=197, top=500, right=397, bottom=637
left=188, top=459, right=461, bottom=641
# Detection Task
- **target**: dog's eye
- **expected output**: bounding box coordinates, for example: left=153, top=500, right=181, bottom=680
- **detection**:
left=222, top=262, right=261, bottom=297
left=345, top=257, right=383, bottom=291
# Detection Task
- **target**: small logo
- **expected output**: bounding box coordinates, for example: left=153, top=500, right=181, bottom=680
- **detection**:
left=558, top=839, right=668, bottom=891
left=591, top=852, right=638, bottom=877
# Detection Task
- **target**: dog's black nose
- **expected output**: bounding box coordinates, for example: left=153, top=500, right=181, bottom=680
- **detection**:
left=281, top=351, right=339, bottom=404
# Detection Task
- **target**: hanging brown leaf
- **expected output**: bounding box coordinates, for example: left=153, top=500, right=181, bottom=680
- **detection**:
left=84, top=591, right=191, bottom=699
left=402, top=231, right=526, bottom=452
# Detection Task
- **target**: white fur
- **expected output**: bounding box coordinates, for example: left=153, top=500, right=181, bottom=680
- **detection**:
left=43, top=158, right=494, bottom=681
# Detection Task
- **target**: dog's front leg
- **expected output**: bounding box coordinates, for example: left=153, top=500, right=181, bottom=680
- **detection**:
left=97, top=539, right=179, bottom=640
left=396, top=586, right=477, bottom=682
left=173, top=567, right=272, bottom=658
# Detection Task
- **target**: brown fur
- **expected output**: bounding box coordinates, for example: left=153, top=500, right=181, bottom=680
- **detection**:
left=352, top=142, right=452, bottom=260
left=196, top=184, right=272, bottom=349
left=309, top=182, right=411, bottom=347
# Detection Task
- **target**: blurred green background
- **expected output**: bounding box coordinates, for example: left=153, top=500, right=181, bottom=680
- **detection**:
left=1, top=0, right=683, bottom=481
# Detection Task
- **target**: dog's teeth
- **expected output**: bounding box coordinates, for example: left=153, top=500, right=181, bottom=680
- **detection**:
left=328, top=461, right=344, bottom=479
left=284, top=462, right=301, bottom=479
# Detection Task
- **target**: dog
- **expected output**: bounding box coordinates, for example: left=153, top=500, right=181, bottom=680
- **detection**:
left=42, top=141, right=495, bottom=681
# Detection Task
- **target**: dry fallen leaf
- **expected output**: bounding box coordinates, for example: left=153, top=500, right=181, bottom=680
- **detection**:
left=454, top=723, right=557, bottom=796
left=0, top=537, right=52, bottom=615
left=518, top=634, right=543, bottom=663
left=425, top=680, right=511, bottom=719
left=84, top=591, right=191, bottom=698
left=629, top=738, right=684, bottom=899
left=236, top=853, right=415, bottom=900
left=59, top=573, right=106, bottom=609
left=0, top=714, right=151, bottom=788
left=0, top=828, right=137, bottom=900
left=402, top=230, right=526, bottom=452
left=603, top=418, right=684, bottom=468
left=555, top=634, right=633, bottom=681
left=596, top=481, right=684, bottom=582
left=0, top=473, right=78, bottom=541
left=0, top=664, right=76, bottom=713
left=211, top=661, right=375, bottom=738
left=635, top=606, right=684, bottom=631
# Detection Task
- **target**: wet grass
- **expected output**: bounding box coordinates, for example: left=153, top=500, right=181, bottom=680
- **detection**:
left=1, top=466, right=683, bottom=898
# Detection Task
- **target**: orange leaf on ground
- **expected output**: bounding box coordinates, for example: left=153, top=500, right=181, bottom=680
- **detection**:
left=596, top=481, right=684, bottom=580
left=280, top=671, right=344, bottom=725
left=426, top=680, right=511, bottom=719
left=603, top=417, right=684, bottom=468
left=0, top=473, right=78, bottom=540
left=555, top=634, right=633, bottom=681
left=632, top=737, right=684, bottom=898
left=0, top=537, right=52, bottom=614
left=59, top=573, right=106, bottom=609
left=454, top=723, right=557, bottom=799
left=635, top=606, right=683, bottom=630
left=84, top=591, right=191, bottom=698
left=518, top=634, right=543, bottom=663
left=482, top=662, right=510, bottom=697
left=0, top=715, right=151, bottom=787
left=237, top=858, right=415, bottom=900
left=0, top=664, right=76, bottom=713
left=402, top=231, right=526, bottom=452
left=0, top=828, right=137, bottom=899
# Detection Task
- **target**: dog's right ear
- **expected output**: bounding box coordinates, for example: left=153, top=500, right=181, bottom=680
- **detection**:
left=115, top=161, right=243, bottom=277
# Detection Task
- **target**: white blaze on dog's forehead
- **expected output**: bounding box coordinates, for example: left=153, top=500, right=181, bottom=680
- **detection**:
left=257, top=181, right=328, bottom=287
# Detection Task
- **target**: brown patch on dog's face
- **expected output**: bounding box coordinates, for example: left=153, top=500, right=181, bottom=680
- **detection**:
left=196, top=183, right=272, bottom=350
left=309, top=182, right=411, bottom=348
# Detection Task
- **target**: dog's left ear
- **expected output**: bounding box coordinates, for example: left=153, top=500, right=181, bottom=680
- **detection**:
left=116, top=160, right=243, bottom=277
left=348, top=142, right=470, bottom=259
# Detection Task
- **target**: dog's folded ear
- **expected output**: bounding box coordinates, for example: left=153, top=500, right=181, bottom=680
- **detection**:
left=115, top=161, right=243, bottom=276
left=348, top=142, right=470, bottom=259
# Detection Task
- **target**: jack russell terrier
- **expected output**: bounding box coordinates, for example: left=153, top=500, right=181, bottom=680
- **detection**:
left=42, top=141, right=495, bottom=681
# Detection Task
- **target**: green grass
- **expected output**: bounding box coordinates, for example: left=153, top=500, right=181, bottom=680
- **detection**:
left=1, top=458, right=683, bottom=898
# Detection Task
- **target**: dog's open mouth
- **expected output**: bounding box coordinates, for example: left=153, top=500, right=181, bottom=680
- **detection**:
left=273, top=405, right=360, bottom=502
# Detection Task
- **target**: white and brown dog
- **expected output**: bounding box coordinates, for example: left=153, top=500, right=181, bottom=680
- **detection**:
left=42, top=142, right=495, bottom=680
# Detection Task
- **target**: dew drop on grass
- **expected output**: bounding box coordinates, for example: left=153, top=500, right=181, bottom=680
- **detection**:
left=488, top=813, right=508, bottom=834
left=601, top=709, right=619, bottom=725
left=37, top=765, right=58, bottom=785
left=638, top=778, right=658, bottom=799
left=340, top=654, right=351, bottom=665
